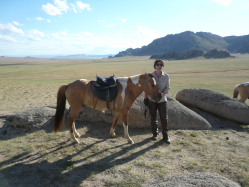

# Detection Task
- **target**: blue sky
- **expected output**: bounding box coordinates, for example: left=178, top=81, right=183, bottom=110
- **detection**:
left=1, top=0, right=249, bottom=56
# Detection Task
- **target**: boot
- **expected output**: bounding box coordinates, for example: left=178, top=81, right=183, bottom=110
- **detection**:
left=162, top=132, right=171, bottom=144
left=158, top=102, right=170, bottom=144
left=152, top=120, right=159, bottom=140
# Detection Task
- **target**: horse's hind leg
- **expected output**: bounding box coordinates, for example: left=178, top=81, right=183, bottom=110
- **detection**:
left=122, top=114, right=134, bottom=144
left=110, top=113, right=120, bottom=137
left=240, top=89, right=247, bottom=102
left=68, top=107, right=81, bottom=143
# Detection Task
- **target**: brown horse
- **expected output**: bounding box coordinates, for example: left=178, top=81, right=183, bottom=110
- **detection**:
left=54, top=73, right=162, bottom=144
left=233, top=82, right=249, bottom=102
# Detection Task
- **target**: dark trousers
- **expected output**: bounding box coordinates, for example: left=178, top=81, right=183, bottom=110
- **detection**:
left=150, top=101, right=168, bottom=138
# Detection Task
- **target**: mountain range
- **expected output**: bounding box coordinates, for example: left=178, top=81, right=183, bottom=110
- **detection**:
left=114, top=31, right=249, bottom=57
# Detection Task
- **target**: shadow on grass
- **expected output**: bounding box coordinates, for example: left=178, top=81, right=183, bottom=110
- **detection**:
left=0, top=115, right=152, bottom=141
left=0, top=135, right=165, bottom=187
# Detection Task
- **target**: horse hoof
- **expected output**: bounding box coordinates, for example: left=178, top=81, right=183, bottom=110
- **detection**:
left=75, top=133, right=81, bottom=138
left=71, top=135, right=80, bottom=144
left=110, top=132, right=116, bottom=137
left=110, top=128, right=116, bottom=137
left=128, top=139, right=134, bottom=144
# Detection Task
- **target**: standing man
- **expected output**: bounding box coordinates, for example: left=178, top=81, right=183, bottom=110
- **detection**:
left=144, top=59, right=171, bottom=144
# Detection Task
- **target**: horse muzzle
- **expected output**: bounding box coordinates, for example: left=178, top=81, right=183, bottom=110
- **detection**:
left=152, top=92, right=162, bottom=102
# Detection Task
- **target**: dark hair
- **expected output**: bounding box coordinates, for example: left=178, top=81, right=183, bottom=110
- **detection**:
left=153, top=59, right=164, bottom=69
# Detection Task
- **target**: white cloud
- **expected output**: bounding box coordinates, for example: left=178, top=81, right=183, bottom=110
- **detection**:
left=42, top=3, right=62, bottom=16
left=50, top=31, right=69, bottom=39
left=106, top=24, right=116, bottom=28
left=0, top=34, right=16, bottom=42
left=35, top=17, right=51, bottom=23
left=212, top=0, right=232, bottom=6
left=12, top=21, right=23, bottom=26
left=54, top=0, right=69, bottom=12
left=42, top=0, right=90, bottom=15
left=27, top=29, right=45, bottom=40
left=35, top=17, right=45, bottom=21
left=71, top=3, right=77, bottom=13
left=121, top=18, right=127, bottom=23
left=0, top=23, right=160, bottom=56
left=76, top=1, right=91, bottom=11
left=135, top=25, right=163, bottom=45
left=0, top=23, right=24, bottom=35
left=42, top=0, right=69, bottom=16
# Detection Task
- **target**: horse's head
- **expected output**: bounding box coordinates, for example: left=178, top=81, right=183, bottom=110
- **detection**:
left=139, top=73, right=162, bottom=102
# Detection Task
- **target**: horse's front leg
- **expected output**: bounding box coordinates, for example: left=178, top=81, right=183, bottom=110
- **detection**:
left=122, top=113, right=134, bottom=144
left=65, top=108, right=81, bottom=138
left=69, top=108, right=81, bottom=144
left=73, top=123, right=81, bottom=138
left=110, top=112, right=120, bottom=137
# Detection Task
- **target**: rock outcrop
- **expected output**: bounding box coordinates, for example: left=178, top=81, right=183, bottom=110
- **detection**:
left=176, top=89, right=249, bottom=124
left=77, top=95, right=212, bottom=130
left=0, top=106, right=55, bottom=138
left=4, top=106, right=55, bottom=129
left=1, top=94, right=213, bottom=134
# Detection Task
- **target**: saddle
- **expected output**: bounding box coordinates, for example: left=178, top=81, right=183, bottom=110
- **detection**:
left=91, top=75, right=118, bottom=109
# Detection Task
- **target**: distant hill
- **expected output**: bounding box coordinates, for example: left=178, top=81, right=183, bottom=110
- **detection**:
left=114, top=31, right=249, bottom=57
left=150, top=49, right=232, bottom=60
left=225, top=35, right=249, bottom=53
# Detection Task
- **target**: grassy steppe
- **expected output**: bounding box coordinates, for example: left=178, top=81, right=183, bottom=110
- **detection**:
left=0, top=55, right=249, bottom=187
left=0, top=55, right=248, bottom=111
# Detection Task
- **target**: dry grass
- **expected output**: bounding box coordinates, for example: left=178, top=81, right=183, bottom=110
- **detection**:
left=0, top=55, right=248, bottom=111
left=0, top=125, right=249, bottom=187
left=0, top=55, right=249, bottom=187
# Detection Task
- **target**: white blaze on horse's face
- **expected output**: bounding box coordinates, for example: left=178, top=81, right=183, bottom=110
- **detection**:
left=130, top=75, right=141, bottom=87
left=152, top=78, right=157, bottom=87
left=118, top=77, right=128, bottom=105
left=147, top=75, right=161, bottom=101
left=118, top=75, right=141, bottom=107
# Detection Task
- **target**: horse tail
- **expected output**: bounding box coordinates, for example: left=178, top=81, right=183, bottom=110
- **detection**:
left=233, top=84, right=239, bottom=98
left=54, top=85, right=68, bottom=133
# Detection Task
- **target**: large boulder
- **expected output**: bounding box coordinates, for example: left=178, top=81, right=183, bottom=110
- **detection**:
left=190, top=107, right=242, bottom=129
left=167, top=97, right=211, bottom=130
left=176, top=89, right=249, bottom=124
left=77, top=95, right=212, bottom=130
left=4, top=106, right=55, bottom=129
left=0, top=106, right=55, bottom=138
left=145, top=172, right=241, bottom=187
